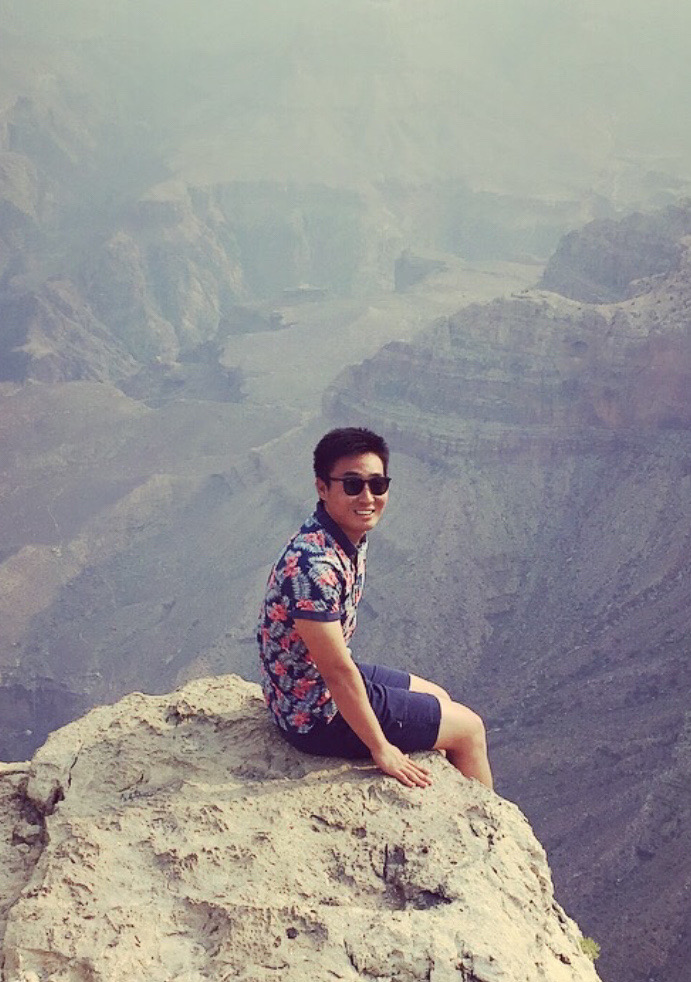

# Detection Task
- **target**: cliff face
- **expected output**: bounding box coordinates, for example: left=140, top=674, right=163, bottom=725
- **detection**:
left=0, top=177, right=250, bottom=381
left=0, top=674, right=601, bottom=982
left=539, top=206, right=691, bottom=303
left=326, top=214, right=691, bottom=454
left=0, top=281, right=138, bottom=383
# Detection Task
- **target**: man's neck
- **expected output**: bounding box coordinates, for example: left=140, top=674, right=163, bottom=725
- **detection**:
left=315, top=501, right=364, bottom=556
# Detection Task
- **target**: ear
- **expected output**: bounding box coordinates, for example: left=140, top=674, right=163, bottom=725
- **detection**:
left=315, top=476, right=328, bottom=500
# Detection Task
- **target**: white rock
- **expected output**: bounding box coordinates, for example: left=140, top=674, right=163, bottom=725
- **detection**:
left=1, top=675, right=601, bottom=982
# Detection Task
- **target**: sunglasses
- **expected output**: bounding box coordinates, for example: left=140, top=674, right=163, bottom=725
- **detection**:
left=328, top=475, right=391, bottom=496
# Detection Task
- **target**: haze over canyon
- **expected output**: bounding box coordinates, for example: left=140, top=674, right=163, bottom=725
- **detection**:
left=1, top=4, right=691, bottom=982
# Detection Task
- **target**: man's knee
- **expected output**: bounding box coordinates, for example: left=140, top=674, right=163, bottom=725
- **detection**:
left=429, top=681, right=452, bottom=704
left=435, top=683, right=452, bottom=702
left=434, top=701, right=487, bottom=752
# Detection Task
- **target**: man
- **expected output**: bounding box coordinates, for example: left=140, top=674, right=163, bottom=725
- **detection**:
left=257, top=427, right=493, bottom=790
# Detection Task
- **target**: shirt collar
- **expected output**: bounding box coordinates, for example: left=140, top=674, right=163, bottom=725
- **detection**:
left=315, top=500, right=366, bottom=561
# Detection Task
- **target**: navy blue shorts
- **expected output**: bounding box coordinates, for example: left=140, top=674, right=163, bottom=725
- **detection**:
left=280, top=662, right=442, bottom=760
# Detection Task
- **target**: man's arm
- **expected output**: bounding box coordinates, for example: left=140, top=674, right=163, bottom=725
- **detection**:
left=294, top=618, right=431, bottom=788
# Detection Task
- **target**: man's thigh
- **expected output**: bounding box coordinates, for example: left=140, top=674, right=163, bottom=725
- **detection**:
left=358, top=663, right=444, bottom=751
left=408, top=673, right=451, bottom=702
left=364, top=678, right=441, bottom=753
left=358, top=661, right=451, bottom=703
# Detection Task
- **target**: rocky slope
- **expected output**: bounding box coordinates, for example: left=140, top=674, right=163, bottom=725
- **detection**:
left=0, top=377, right=310, bottom=760
left=0, top=674, right=601, bottom=982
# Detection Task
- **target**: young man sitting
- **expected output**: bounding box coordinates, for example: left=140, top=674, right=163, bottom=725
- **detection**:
left=257, top=427, right=493, bottom=790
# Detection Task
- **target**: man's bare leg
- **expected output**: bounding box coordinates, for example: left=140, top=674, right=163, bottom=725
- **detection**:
left=434, top=700, right=493, bottom=790
left=409, top=673, right=452, bottom=702
left=408, top=674, right=493, bottom=789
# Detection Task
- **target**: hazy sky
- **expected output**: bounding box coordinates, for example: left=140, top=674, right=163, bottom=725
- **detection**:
left=3, top=0, right=691, bottom=198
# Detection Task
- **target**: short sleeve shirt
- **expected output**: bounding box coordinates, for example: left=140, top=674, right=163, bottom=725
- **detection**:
left=257, top=502, right=367, bottom=733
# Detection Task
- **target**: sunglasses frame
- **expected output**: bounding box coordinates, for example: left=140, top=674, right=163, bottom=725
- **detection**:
left=328, top=475, right=391, bottom=497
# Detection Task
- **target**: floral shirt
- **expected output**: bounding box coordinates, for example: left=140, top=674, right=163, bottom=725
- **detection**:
left=257, top=502, right=367, bottom=732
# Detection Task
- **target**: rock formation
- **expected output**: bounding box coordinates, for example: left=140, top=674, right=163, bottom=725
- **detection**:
left=326, top=205, right=691, bottom=455
left=395, top=251, right=448, bottom=293
left=0, top=674, right=601, bottom=982
left=539, top=205, right=691, bottom=303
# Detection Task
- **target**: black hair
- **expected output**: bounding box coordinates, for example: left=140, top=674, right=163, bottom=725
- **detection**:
left=313, top=427, right=389, bottom=482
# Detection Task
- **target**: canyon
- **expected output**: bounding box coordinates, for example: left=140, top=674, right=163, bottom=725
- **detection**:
left=3, top=203, right=690, bottom=982
left=2, top=4, right=691, bottom=980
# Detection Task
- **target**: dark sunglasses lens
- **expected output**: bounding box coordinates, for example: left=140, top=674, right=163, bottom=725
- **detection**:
left=342, top=478, right=365, bottom=495
left=368, top=477, right=390, bottom=495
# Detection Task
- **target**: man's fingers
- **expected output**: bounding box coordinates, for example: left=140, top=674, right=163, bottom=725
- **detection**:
left=411, top=761, right=431, bottom=777
left=400, top=760, right=433, bottom=788
left=373, top=745, right=433, bottom=788
left=402, top=753, right=430, bottom=773
left=405, top=756, right=431, bottom=777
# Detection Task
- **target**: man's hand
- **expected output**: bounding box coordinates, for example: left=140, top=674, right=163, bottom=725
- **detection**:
left=371, top=742, right=432, bottom=789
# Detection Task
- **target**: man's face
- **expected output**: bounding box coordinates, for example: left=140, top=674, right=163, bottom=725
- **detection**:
left=316, top=451, right=389, bottom=544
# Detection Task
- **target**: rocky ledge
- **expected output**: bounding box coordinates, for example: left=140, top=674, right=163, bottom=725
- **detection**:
left=1, top=675, right=600, bottom=982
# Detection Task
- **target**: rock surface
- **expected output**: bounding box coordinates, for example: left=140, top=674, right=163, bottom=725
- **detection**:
left=0, top=675, right=600, bottom=982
